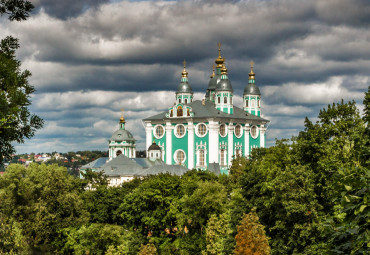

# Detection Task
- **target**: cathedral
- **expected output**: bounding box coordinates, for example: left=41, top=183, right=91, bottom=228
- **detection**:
left=81, top=45, right=269, bottom=181
left=143, top=45, right=269, bottom=174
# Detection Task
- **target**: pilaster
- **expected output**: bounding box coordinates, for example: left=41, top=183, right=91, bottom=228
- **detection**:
left=260, top=125, right=266, bottom=148
left=208, top=119, right=219, bottom=163
left=145, top=121, right=153, bottom=152
left=187, top=120, right=194, bottom=169
left=244, top=124, right=250, bottom=157
left=165, top=121, right=173, bottom=165
left=227, top=123, right=234, bottom=167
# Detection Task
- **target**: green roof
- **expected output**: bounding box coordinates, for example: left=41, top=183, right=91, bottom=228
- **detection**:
left=143, top=100, right=269, bottom=123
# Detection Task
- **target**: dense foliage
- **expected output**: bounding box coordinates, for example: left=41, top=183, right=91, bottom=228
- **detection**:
left=0, top=88, right=368, bottom=254
left=0, top=0, right=43, bottom=163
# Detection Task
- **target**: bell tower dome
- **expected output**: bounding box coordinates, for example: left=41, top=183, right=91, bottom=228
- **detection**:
left=243, top=61, right=261, bottom=116
left=108, top=109, right=136, bottom=160
left=175, top=60, right=193, bottom=105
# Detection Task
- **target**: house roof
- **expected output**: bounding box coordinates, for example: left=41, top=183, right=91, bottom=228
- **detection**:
left=143, top=100, right=269, bottom=123
left=80, top=157, right=108, bottom=170
left=97, top=155, right=144, bottom=176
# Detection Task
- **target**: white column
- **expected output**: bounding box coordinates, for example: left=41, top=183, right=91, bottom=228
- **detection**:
left=187, top=120, right=194, bottom=169
left=145, top=121, right=153, bottom=151
left=208, top=119, right=219, bottom=163
left=228, top=123, right=234, bottom=167
left=165, top=121, right=172, bottom=165
left=244, top=124, right=250, bottom=157
left=260, top=125, right=266, bottom=148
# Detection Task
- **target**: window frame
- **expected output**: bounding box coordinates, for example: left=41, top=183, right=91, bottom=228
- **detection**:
left=153, top=124, right=165, bottom=139
left=174, top=124, right=186, bottom=138
left=234, top=124, right=242, bottom=138
left=220, top=149, right=226, bottom=166
left=250, top=125, right=259, bottom=139
left=195, top=123, right=208, bottom=137
left=174, top=149, right=186, bottom=164
left=199, top=149, right=205, bottom=167
left=219, top=123, right=227, bottom=137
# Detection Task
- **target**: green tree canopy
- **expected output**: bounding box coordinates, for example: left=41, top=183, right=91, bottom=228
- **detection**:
left=0, top=0, right=43, bottom=163
left=0, top=164, right=88, bottom=252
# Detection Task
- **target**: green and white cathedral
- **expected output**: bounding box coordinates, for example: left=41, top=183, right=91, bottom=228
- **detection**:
left=143, top=46, right=270, bottom=174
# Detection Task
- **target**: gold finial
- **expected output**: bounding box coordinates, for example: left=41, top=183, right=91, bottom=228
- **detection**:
left=215, top=42, right=225, bottom=67
left=120, top=108, right=125, bottom=123
left=249, top=60, right=255, bottom=79
left=181, top=59, right=188, bottom=78
left=210, top=64, right=215, bottom=78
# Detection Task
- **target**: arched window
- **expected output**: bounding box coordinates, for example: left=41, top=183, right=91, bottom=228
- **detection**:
left=246, top=100, right=249, bottom=107
left=155, top=125, right=164, bottom=138
left=177, top=106, right=183, bottom=116
left=185, top=99, right=188, bottom=104
left=197, top=123, right=207, bottom=137
left=179, top=98, right=182, bottom=104
left=170, top=109, right=173, bottom=117
left=116, top=150, right=122, bottom=156
left=230, top=97, right=232, bottom=104
left=199, top=149, right=205, bottom=166
left=250, top=125, right=259, bottom=139
left=219, top=124, right=226, bottom=137
left=224, top=97, right=227, bottom=104
left=234, top=125, right=241, bottom=137
left=218, top=97, right=221, bottom=104
left=187, top=109, right=190, bottom=116
left=175, top=150, right=185, bottom=164
left=251, top=99, right=256, bottom=107
left=175, top=124, right=186, bottom=138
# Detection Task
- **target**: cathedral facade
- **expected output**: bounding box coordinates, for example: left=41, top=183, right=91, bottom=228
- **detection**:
left=143, top=46, right=270, bottom=174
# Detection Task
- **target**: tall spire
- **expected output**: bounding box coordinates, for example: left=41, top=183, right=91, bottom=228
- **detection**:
left=119, top=108, right=125, bottom=129
left=215, top=42, right=225, bottom=68
left=181, top=60, right=188, bottom=82
left=249, top=60, right=255, bottom=82
left=210, top=64, right=215, bottom=78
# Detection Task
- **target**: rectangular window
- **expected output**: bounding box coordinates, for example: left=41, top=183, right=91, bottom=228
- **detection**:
left=199, top=150, right=205, bottom=166
left=220, top=149, right=226, bottom=166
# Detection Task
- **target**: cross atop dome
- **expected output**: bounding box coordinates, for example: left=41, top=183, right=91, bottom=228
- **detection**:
left=120, top=108, right=125, bottom=124
left=249, top=60, right=255, bottom=80
left=215, top=42, right=225, bottom=68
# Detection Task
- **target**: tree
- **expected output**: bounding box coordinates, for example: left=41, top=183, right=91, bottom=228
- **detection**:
left=62, top=223, right=128, bottom=255
left=138, top=241, right=158, bottom=255
left=234, top=209, right=271, bottom=255
left=0, top=0, right=34, bottom=21
left=361, top=86, right=370, bottom=167
left=0, top=0, right=43, bottom=163
left=203, top=212, right=232, bottom=255
left=239, top=141, right=327, bottom=254
left=120, top=174, right=182, bottom=236
left=0, top=163, right=88, bottom=252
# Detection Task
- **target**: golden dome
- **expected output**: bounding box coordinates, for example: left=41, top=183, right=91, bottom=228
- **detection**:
left=221, top=64, right=228, bottom=75
left=249, top=60, right=255, bottom=79
left=120, top=108, right=125, bottom=123
left=215, top=42, right=225, bottom=68
left=182, top=60, right=188, bottom=78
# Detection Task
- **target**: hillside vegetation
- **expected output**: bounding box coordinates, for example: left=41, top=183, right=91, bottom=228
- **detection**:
left=0, top=88, right=368, bottom=254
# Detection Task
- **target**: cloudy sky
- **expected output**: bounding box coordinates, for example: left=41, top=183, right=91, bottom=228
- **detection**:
left=2, top=0, right=369, bottom=153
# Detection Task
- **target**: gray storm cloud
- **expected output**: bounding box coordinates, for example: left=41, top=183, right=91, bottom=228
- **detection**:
left=0, top=0, right=366, bottom=153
